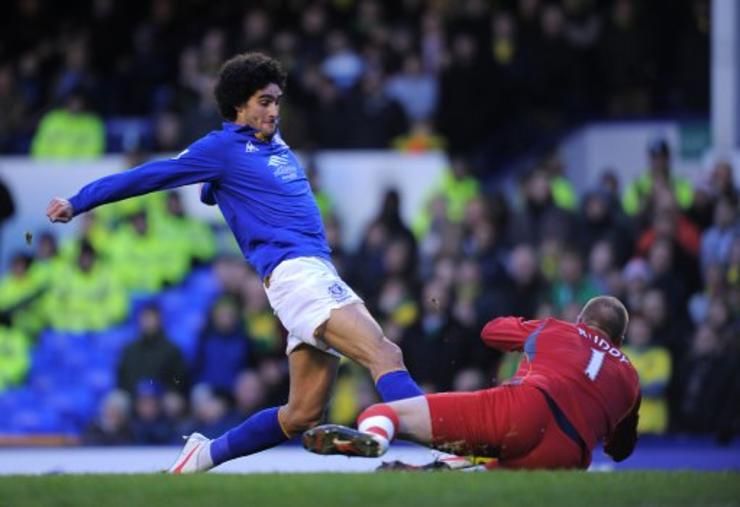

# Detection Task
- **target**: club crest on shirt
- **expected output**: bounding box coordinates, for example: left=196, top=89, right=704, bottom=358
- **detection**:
left=267, top=154, right=298, bottom=182
left=328, top=282, right=351, bottom=302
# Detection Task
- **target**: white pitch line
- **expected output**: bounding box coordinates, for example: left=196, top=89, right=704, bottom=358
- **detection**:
left=0, top=445, right=439, bottom=475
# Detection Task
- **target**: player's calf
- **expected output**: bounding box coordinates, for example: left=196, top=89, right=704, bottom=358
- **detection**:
left=356, top=403, right=400, bottom=451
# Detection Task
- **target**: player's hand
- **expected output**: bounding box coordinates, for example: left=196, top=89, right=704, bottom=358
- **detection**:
left=46, top=197, right=74, bottom=223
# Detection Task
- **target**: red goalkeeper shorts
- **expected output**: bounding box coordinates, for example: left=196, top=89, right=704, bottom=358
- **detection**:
left=426, top=384, right=589, bottom=469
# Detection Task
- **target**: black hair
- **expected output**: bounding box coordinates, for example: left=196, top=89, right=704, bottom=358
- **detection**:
left=214, top=52, right=287, bottom=121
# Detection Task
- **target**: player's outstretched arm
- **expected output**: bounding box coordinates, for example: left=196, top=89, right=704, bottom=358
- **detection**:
left=480, top=316, right=544, bottom=352
left=46, top=197, right=74, bottom=223
left=52, top=135, right=225, bottom=220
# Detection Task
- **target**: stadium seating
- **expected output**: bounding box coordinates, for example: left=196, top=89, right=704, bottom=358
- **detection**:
left=0, top=267, right=221, bottom=436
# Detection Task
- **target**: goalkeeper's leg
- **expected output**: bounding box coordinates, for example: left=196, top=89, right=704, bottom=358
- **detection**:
left=303, top=395, right=429, bottom=457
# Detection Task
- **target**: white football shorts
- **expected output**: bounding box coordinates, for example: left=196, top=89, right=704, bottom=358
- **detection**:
left=263, top=256, right=363, bottom=357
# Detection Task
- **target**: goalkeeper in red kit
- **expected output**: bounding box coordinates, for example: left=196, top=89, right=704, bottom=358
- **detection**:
left=303, top=296, right=641, bottom=470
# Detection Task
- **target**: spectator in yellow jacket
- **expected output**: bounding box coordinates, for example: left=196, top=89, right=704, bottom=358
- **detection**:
left=623, top=312, right=672, bottom=434
left=30, top=89, right=105, bottom=159
left=43, top=241, right=128, bottom=332
left=622, top=137, right=693, bottom=218
left=413, top=156, right=480, bottom=238
left=0, top=325, right=30, bottom=391
left=0, top=253, right=46, bottom=335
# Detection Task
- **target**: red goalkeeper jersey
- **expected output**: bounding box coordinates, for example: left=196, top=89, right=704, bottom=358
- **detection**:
left=481, top=317, right=641, bottom=451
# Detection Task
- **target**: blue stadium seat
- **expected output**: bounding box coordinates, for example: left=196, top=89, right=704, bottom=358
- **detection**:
left=94, top=324, right=138, bottom=356
left=84, top=367, right=115, bottom=395
left=29, top=372, right=57, bottom=396
left=159, top=290, right=188, bottom=319
left=0, top=388, right=34, bottom=429
left=10, top=408, right=61, bottom=433
left=46, top=388, right=96, bottom=432
left=182, top=268, right=220, bottom=305
left=166, top=312, right=204, bottom=364
left=5, top=390, right=60, bottom=433
left=8, top=265, right=219, bottom=436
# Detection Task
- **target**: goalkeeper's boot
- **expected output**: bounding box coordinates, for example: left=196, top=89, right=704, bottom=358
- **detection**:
left=434, top=452, right=495, bottom=470
left=167, top=432, right=213, bottom=474
left=377, top=460, right=451, bottom=471
left=377, top=459, right=487, bottom=472
left=302, top=424, right=386, bottom=458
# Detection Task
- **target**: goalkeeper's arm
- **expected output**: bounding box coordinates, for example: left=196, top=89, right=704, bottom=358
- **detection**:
left=604, top=394, right=641, bottom=462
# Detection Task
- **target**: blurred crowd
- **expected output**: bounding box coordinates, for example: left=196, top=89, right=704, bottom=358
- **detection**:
left=1, top=0, right=709, bottom=167
left=0, top=135, right=738, bottom=444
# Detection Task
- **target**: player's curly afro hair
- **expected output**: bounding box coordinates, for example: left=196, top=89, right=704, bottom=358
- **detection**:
left=214, top=53, right=288, bottom=121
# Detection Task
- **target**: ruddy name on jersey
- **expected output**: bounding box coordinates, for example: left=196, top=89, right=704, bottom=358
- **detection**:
left=577, top=327, right=630, bottom=364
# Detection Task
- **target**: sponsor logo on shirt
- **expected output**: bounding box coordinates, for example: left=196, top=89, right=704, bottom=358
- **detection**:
left=245, top=141, right=259, bottom=153
left=328, top=282, right=351, bottom=303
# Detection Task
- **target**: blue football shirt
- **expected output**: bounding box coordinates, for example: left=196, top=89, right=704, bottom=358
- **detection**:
left=69, top=123, right=331, bottom=277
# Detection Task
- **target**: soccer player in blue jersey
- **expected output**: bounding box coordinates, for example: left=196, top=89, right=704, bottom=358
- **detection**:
left=46, top=53, right=423, bottom=473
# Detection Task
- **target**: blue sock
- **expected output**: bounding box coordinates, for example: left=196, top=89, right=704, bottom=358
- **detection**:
left=375, top=370, right=423, bottom=402
left=209, top=407, right=288, bottom=466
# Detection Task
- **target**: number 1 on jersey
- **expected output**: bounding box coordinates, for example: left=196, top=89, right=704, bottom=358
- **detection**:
left=585, top=349, right=606, bottom=381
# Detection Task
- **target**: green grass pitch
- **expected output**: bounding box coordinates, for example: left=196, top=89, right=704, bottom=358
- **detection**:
left=0, top=472, right=738, bottom=507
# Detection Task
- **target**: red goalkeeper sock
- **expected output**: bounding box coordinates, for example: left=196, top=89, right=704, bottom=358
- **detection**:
left=357, top=404, right=400, bottom=452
